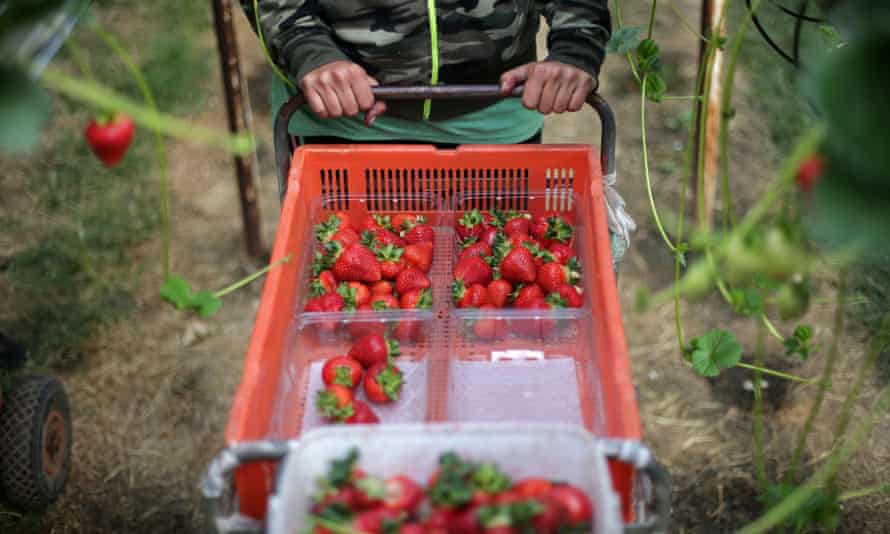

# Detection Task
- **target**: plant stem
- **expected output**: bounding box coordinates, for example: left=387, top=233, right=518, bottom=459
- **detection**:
left=641, top=74, right=677, bottom=252
left=253, top=0, right=297, bottom=90
left=64, top=41, right=94, bottom=81
left=760, top=315, right=784, bottom=342
left=213, top=255, right=292, bottom=299
left=839, top=483, right=890, bottom=502
left=647, top=0, right=659, bottom=39
left=662, top=95, right=703, bottom=101
left=613, top=0, right=642, bottom=84
left=719, top=0, right=764, bottom=230
left=93, top=26, right=171, bottom=278
left=664, top=0, right=709, bottom=42
left=753, top=323, right=768, bottom=494
left=736, top=363, right=815, bottom=384
left=830, top=312, right=890, bottom=450
left=737, top=384, right=890, bottom=534
left=786, top=271, right=847, bottom=483
left=40, top=67, right=254, bottom=155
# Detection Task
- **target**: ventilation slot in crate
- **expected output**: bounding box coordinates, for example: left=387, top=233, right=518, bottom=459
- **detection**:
left=319, top=169, right=350, bottom=210
left=364, top=168, right=530, bottom=211
left=545, top=168, right=575, bottom=212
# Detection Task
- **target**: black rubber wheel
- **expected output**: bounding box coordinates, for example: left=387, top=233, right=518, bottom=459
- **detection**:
left=0, top=375, right=72, bottom=511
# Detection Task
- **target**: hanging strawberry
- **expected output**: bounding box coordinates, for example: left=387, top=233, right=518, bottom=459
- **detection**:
left=84, top=112, right=135, bottom=167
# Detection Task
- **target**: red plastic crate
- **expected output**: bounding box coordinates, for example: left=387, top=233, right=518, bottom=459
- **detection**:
left=223, top=143, right=641, bottom=521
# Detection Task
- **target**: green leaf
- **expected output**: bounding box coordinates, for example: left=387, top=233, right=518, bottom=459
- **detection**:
left=760, top=483, right=841, bottom=532
left=730, top=288, right=765, bottom=317
left=160, top=275, right=193, bottom=309
left=0, top=66, right=51, bottom=152
left=608, top=26, right=644, bottom=54
left=644, top=73, right=667, bottom=103
left=690, top=329, right=743, bottom=377
left=784, top=324, right=814, bottom=360
left=192, top=290, right=222, bottom=317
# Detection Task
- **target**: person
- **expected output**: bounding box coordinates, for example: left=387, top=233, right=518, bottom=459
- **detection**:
left=240, top=1, right=611, bottom=147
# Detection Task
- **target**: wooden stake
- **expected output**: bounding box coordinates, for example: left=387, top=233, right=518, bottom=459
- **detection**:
left=211, top=0, right=264, bottom=258
left=696, top=0, right=726, bottom=229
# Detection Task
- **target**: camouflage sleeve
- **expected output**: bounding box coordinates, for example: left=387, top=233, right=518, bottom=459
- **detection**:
left=239, top=0, right=350, bottom=86
left=537, top=0, right=612, bottom=78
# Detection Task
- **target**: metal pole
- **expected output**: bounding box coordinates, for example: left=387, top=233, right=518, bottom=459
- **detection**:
left=695, top=0, right=726, bottom=229
left=211, top=0, right=264, bottom=258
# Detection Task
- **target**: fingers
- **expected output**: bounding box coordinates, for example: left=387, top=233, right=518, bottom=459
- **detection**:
left=364, top=101, right=388, bottom=127
left=300, top=61, right=377, bottom=119
left=500, top=64, right=531, bottom=95
left=516, top=61, right=595, bottom=115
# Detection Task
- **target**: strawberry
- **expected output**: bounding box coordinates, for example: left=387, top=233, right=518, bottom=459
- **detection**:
left=453, top=256, right=493, bottom=287
left=537, top=258, right=581, bottom=293
left=314, top=213, right=345, bottom=242
left=349, top=282, right=371, bottom=306
left=523, top=241, right=558, bottom=267
left=305, top=292, right=345, bottom=312
left=549, top=284, right=583, bottom=308
left=371, top=280, right=393, bottom=295
left=322, top=356, right=363, bottom=389
left=85, top=113, right=135, bottom=167
left=394, top=320, right=422, bottom=343
left=333, top=244, right=382, bottom=283
left=332, top=211, right=352, bottom=230
left=509, top=233, right=539, bottom=250
left=370, top=294, right=400, bottom=310
left=512, top=284, right=544, bottom=308
left=349, top=334, right=400, bottom=368
left=548, top=484, right=593, bottom=524
left=478, top=226, right=500, bottom=247
left=360, top=213, right=393, bottom=233
left=500, top=247, right=537, bottom=284
left=310, top=270, right=338, bottom=297
left=350, top=508, right=404, bottom=533
left=400, top=288, right=432, bottom=309
left=331, top=227, right=361, bottom=248
left=396, top=268, right=432, bottom=295
left=503, top=214, right=531, bottom=237
left=375, top=244, right=406, bottom=280
left=374, top=228, right=406, bottom=248
left=383, top=475, right=424, bottom=513
left=486, top=279, right=513, bottom=308
left=364, top=363, right=404, bottom=403
left=472, top=304, right=506, bottom=340
left=344, top=400, right=380, bottom=424
left=391, top=214, right=421, bottom=232
left=456, top=209, right=485, bottom=240
left=403, top=223, right=435, bottom=244
left=453, top=282, right=488, bottom=308
left=404, top=242, right=434, bottom=272
left=548, top=242, right=575, bottom=265
left=335, top=282, right=359, bottom=310
left=315, top=384, right=354, bottom=421
left=796, top=153, right=826, bottom=192
left=312, top=241, right=342, bottom=277
left=531, top=215, right=550, bottom=241
left=458, top=242, right=492, bottom=263
left=543, top=215, right=573, bottom=244
left=513, top=298, right=555, bottom=338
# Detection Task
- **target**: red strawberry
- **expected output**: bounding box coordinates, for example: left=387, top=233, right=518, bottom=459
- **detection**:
left=453, top=256, right=493, bottom=287
left=486, top=279, right=513, bottom=308
left=364, top=363, right=404, bottom=403
left=374, top=228, right=406, bottom=248
left=513, top=284, right=544, bottom=308
left=344, top=400, right=380, bottom=424
left=85, top=113, right=135, bottom=167
left=509, top=233, right=539, bottom=250
left=543, top=215, right=574, bottom=244
left=400, top=288, right=432, bottom=309
left=394, top=320, right=422, bottom=343
left=549, top=243, right=575, bottom=264
left=332, top=227, right=361, bottom=248
left=456, top=209, right=485, bottom=240
left=472, top=304, right=506, bottom=340
left=550, top=284, right=583, bottom=308
left=348, top=334, right=400, bottom=368
left=796, top=153, right=826, bottom=192
left=503, top=215, right=531, bottom=237
left=347, top=281, right=371, bottom=306
left=537, top=259, right=580, bottom=293
left=332, top=211, right=352, bottom=230
left=375, top=244, right=406, bottom=280
left=352, top=508, right=403, bottom=533
left=315, top=384, right=354, bottom=421
left=500, top=247, right=537, bottom=284
left=391, top=214, right=419, bottom=232
left=523, top=241, right=558, bottom=267
left=333, top=244, right=382, bottom=283
left=531, top=215, right=549, bottom=241
left=404, top=242, right=434, bottom=272
left=310, top=270, right=338, bottom=296
left=371, top=280, right=393, bottom=295
left=458, top=242, right=492, bottom=262
left=549, top=484, right=593, bottom=524
left=453, top=282, right=489, bottom=308
left=398, top=524, right=425, bottom=534
left=370, top=294, right=400, bottom=310
left=322, top=356, right=363, bottom=389
left=383, top=475, right=424, bottom=513
left=403, top=224, right=435, bottom=244
left=396, top=268, right=432, bottom=295
left=305, top=292, right=345, bottom=312
left=360, top=213, right=392, bottom=233
left=478, top=226, right=500, bottom=247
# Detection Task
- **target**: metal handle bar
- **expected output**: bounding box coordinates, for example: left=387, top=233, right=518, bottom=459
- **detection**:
left=273, top=84, right=617, bottom=202
left=202, top=437, right=669, bottom=534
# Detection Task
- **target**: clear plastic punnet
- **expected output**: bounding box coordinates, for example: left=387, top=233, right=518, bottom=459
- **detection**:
left=265, top=423, right=624, bottom=534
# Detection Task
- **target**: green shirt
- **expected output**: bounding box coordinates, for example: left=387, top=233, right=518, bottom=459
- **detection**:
left=270, top=76, right=545, bottom=144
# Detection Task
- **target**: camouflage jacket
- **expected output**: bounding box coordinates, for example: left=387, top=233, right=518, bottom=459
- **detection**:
left=241, top=1, right=611, bottom=120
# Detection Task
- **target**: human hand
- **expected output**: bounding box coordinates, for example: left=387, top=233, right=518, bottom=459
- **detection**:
left=301, top=61, right=387, bottom=125
left=500, top=61, right=597, bottom=114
